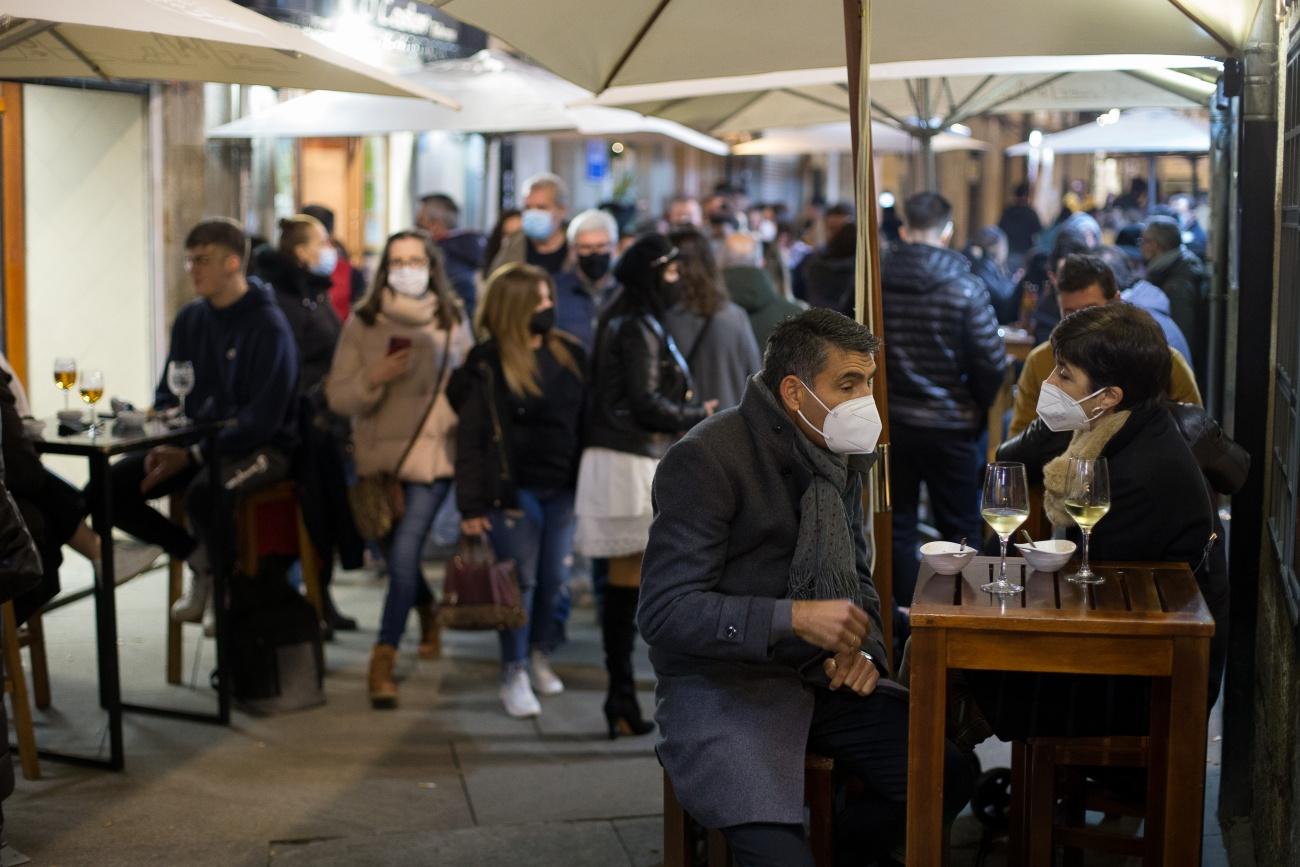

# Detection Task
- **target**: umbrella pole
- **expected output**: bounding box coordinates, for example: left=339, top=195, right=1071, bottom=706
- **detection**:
left=842, top=0, right=894, bottom=670
left=1148, top=153, right=1159, bottom=213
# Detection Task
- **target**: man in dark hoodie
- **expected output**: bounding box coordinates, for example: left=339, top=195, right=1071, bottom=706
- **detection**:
left=1141, top=215, right=1209, bottom=385
left=882, top=193, right=1006, bottom=613
left=417, top=193, right=485, bottom=319
left=101, top=218, right=299, bottom=630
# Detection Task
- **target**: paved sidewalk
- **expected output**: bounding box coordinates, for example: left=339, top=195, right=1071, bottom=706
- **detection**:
left=4, top=560, right=1234, bottom=865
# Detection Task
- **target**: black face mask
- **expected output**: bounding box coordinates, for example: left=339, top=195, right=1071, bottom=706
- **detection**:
left=577, top=252, right=612, bottom=282
left=529, top=307, right=557, bottom=335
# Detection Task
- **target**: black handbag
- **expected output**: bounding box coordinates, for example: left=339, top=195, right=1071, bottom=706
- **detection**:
left=0, top=482, right=42, bottom=607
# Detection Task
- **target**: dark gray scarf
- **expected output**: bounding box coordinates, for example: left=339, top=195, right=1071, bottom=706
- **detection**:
left=757, top=381, right=863, bottom=608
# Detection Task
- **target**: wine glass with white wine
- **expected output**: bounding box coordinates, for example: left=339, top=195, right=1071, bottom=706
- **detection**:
left=981, top=462, right=1029, bottom=595
left=1064, top=457, right=1110, bottom=584
left=54, top=357, right=77, bottom=410
left=167, top=360, right=196, bottom=426
left=80, top=370, right=104, bottom=437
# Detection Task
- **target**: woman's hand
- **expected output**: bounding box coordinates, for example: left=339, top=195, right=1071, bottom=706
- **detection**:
left=368, top=349, right=412, bottom=387
left=460, top=516, right=492, bottom=536
left=703, top=399, right=720, bottom=417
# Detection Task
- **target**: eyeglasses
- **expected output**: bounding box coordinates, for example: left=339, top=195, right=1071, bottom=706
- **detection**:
left=389, top=258, right=430, bottom=269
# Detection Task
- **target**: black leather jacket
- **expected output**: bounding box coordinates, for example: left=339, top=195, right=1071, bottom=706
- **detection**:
left=997, top=401, right=1250, bottom=495
left=881, top=242, right=1006, bottom=430
left=586, top=312, right=709, bottom=459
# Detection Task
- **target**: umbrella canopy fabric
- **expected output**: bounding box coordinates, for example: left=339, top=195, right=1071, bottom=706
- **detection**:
left=432, top=0, right=1260, bottom=94
left=732, top=122, right=985, bottom=156
left=1006, top=108, right=1210, bottom=155
left=206, top=49, right=728, bottom=154
left=0, top=0, right=457, bottom=103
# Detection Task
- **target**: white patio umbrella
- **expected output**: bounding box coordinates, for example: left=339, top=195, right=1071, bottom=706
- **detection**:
left=1006, top=108, right=1210, bottom=155
left=207, top=50, right=728, bottom=155
left=432, top=0, right=1256, bottom=93
left=732, top=122, right=985, bottom=156
left=0, top=0, right=456, bottom=103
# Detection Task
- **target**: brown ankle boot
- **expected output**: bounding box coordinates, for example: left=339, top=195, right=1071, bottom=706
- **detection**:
left=368, top=644, right=399, bottom=709
left=416, top=604, right=442, bottom=659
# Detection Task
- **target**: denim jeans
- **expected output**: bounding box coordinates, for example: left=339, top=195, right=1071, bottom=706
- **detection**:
left=488, top=488, right=576, bottom=667
left=377, top=479, right=453, bottom=647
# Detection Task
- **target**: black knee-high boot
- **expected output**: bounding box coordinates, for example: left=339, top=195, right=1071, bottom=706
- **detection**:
left=602, top=585, right=654, bottom=739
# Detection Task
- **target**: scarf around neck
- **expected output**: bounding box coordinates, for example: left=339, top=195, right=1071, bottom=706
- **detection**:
left=1042, top=410, right=1131, bottom=528
left=379, top=288, right=439, bottom=327
left=755, top=381, right=863, bottom=608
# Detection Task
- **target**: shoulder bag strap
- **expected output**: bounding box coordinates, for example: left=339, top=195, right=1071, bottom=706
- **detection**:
left=641, top=314, right=698, bottom=399
left=394, top=327, right=454, bottom=474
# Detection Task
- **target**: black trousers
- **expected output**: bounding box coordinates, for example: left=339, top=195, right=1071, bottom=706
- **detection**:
left=722, top=687, right=974, bottom=867
left=890, top=422, right=985, bottom=607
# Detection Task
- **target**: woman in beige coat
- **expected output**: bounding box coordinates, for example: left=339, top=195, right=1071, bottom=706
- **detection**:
left=326, top=230, right=472, bottom=708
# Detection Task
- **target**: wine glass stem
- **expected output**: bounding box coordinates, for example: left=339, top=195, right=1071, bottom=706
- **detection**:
left=998, top=534, right=1010, bottom=584
left=1080, top=529, right=1091, bottom=574
left=63, top=390, right=69, bottom=410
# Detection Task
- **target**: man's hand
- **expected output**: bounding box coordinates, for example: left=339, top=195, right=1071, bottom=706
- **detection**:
left=368, top=349, right=412, bottom=387
left=823, top=649, right=880, bottom=696
left=791, top=599, right=871, bottom=654
left=460, top=516, right=492, bottom=536
left=141, top=445, right=192, bottom=494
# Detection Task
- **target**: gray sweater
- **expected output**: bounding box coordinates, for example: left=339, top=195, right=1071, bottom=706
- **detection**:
left=663, top=301, right=762, bottom=410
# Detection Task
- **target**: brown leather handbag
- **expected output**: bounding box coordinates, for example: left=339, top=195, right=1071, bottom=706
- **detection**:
left=439, top=534, right=526, bottom=631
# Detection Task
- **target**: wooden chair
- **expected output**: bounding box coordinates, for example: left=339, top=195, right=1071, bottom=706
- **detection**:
left=1010, top=736, right=1151, bottom=867
left=165, top=482, right=324, bottom=684
left=2, top=601, right=41, bottom=780
left=664, top=753, right=836, bottom=867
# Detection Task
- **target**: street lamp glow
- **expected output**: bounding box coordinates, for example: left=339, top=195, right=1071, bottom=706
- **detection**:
left=879, top=192, right=896, bottom=209
left=1028, top=130, right=1044, bottom=148
left=611, top=141, right=625, bottom=154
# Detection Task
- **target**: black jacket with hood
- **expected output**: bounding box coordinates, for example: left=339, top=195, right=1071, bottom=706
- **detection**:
left=881, top=242, right=1006, bottom=430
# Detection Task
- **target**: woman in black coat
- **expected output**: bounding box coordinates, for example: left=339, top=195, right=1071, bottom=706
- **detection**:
left=975, top=303, right=1228, bottom=740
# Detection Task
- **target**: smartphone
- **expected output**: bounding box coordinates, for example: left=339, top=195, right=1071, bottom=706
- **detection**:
left=387, top=336, right=412, bottom=355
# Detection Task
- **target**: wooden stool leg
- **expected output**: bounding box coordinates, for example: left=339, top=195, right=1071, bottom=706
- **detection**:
left=2, top=602, right=39, bottom=781
left=663, top=772, right=693, bottom=867
left=296, top=510, right=325, bottom=622
left=806, top=765, right=835, bottom=867
left=238, top=499, right=259, bottom=577
left=1027, top=741, right=1056, bottom=866
left=166, top=556, right=183, bottom=684
left=26, top=612, right=50, bottom=710
left=1009, top=741, right=1030, bottom=867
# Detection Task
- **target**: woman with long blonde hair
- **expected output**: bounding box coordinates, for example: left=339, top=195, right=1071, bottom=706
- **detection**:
left=448, top=263, right=587, bottom=719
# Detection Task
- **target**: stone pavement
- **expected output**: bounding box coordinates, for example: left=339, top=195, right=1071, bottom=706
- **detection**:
left=4, top=559, right=1237, bottom=865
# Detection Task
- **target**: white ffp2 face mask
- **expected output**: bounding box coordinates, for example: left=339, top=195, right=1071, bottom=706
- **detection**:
left=797, top=379, right=882, bottom=455
left=1036, top=382, right=1106, bottom=432
left=388, top=267, right=429, bottom=297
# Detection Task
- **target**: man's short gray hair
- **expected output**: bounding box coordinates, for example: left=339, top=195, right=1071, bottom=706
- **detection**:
left=523, top=172, right=569, bottom=208
left=566, top=208, right=619, bottom=246
left=418, top=193, right=459, bottom=230
left=719, top=231, right=762, bottom=269
left=1143, top=216, right=1182, bottom=253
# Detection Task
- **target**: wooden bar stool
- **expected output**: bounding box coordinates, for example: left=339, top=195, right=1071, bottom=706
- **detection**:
left=165, top=482, right=324, bottom=683
left=2, top=601, right=41, bottom=780
left=1010, top=735, right=1151, bottom=867
left=664, top=753, right=836, bottom=867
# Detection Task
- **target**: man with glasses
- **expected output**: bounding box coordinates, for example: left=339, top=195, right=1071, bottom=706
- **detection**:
left=96, top=218, right=299, bottom=632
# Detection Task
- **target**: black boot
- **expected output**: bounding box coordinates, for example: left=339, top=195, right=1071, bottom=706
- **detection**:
left=602, top=585, right=654, bottom=739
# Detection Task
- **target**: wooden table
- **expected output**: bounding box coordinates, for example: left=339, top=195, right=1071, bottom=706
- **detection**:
left=905, top=556, right=1214, bottom=866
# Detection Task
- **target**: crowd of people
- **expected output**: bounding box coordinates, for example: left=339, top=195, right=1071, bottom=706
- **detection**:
left=0, top=168, right=1238, bottom=866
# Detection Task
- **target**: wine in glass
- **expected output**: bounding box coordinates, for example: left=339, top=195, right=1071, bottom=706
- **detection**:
left=167, top=360, right=196, bottom=425
left=1064, top=457, right=1111, bottom=584
left=54, top=357, right=77, bottom=410
left=79, top=370, right=104, bottom=436
left=981, top=462, right=1030, bottom=595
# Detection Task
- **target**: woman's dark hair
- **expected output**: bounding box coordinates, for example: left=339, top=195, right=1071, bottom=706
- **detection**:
left=667, top=228, right=726, bottom=316
left=484, top=208, right=522, bottom=271
left=355, top=230, right=462, bottom=331
left=761, top=308, right=879, bottom=394
left=825, top=221, right=857, bottom=259
left=1050, top=304, right=1170, bottom=410
left=611, top=233, right=678, bottom=318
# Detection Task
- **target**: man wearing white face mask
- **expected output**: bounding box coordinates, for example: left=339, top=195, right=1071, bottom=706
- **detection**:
left=639, top=309, right=973, bottom=867
left=487, top=173, right=570, bottom=278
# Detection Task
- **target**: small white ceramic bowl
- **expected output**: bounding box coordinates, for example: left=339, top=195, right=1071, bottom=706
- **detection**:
left=920, top=541, right=978, bottom=576
left=1015, top=539, right=1077, bottom=573
left=57, top=409, right=85, bottom=424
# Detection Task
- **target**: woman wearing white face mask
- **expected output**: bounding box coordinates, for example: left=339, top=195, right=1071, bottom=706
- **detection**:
left=326, top=230, right=473, bottom=709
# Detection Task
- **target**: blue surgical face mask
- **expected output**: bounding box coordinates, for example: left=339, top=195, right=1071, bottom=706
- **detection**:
left=312, top=244, right=338, bottom=276
left=522, top=208, right=556, bottom=242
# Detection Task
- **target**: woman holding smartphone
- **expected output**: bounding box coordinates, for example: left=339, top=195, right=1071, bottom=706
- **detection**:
left=326, top=230, right=472, bottom=709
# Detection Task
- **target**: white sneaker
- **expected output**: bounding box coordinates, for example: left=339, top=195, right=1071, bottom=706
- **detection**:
left=500, top=667, right=541, bottom=719
left=529, top=651, right=564, bottom=696
left=171, top=570, right=213, bottom=623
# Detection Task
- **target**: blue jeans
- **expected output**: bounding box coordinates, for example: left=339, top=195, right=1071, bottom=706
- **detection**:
left=378, top=480, right=453, bottom=648
left=489, top=488, right=576, bottom=667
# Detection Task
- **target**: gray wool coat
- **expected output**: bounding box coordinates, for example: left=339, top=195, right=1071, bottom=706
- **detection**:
left=637, top=375, right=889, bottom=829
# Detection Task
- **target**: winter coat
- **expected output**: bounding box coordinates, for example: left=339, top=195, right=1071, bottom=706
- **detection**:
left=723, top=265, right=802, bottom=349
left=438, top=231, right=486, bottom=320
left=798, top=250, right=855, bottom=315
left=663, top=300, right=763, bottom=410
left=1145, top=247, right=1209, bottom=380
left=447, top=338, right=587, bottom=519
left=586, top=312, right=709, bottom=460
left=554, top=270, right=617, bottom=354
left=154, top=278, right=299, bottom=461
left=638, top=376, right=888, bottom=829
left=966, top=252, right=1020, bottom=325
left=1122, top=279, right=1194, bottom=363
left=880, top=242, right=1007, bottom=430
left=325, top=291, right=473, bottom=484
left=252, top=247, right=342, bottom=396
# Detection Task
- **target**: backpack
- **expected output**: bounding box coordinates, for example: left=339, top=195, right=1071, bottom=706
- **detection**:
left=224, top=557, right=325, bottom=715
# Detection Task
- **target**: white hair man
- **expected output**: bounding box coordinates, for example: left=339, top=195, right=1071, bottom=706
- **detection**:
left=488, top=172, right=571, bottom=276
left=552, top=208, right=620, bottom=352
